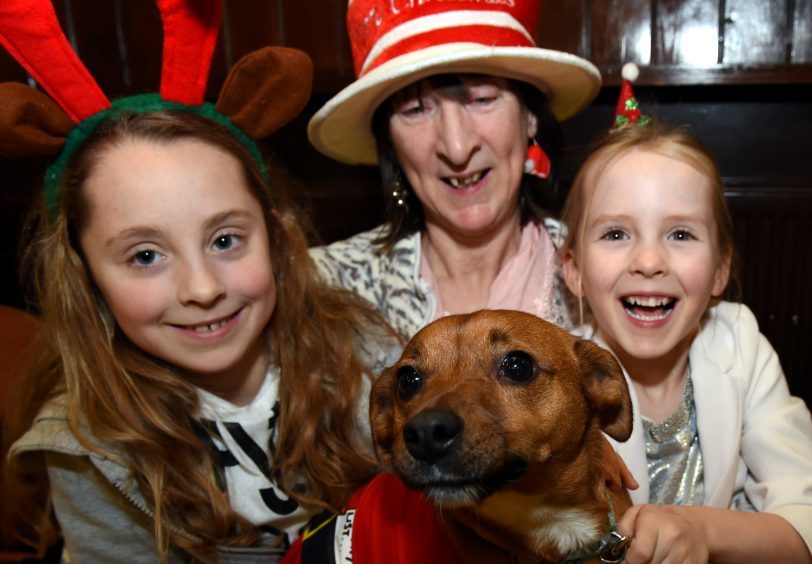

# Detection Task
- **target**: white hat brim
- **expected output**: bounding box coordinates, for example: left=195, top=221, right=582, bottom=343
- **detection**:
left=308, top=44, right=602, bottom=165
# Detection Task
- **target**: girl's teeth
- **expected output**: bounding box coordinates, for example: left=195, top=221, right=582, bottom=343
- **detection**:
left=448, top=171, right=483, bottom=188
left=626, top=308, right=673, bottom=322
left=625, top=296, right=673, bottom=307
left=622, top=296, right=676, bottom=321
left=192, top=318, right=228, bottom=333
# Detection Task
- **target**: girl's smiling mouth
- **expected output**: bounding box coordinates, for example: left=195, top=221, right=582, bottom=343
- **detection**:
left=621, top=296, right=677, bottom=322
left=173, top=309, right=241, bottom=334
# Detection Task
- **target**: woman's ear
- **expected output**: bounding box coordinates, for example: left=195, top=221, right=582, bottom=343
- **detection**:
left=526, top=110, right=538, bottom=140
left=562, top=250, right=584, bottom=297
left=712, top=247, right=733, bottom=297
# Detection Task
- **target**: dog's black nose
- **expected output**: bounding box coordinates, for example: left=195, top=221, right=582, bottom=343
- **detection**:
left=403, top=409, right=463, bottom=463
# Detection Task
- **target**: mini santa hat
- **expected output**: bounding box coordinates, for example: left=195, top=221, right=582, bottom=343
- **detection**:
left=612, top=63, right=650, bottom=130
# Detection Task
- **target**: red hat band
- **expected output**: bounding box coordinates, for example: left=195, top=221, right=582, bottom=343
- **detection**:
left=348, top=0, right=540, bottom=77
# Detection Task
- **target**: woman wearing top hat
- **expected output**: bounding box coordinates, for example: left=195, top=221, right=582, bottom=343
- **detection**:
left=308, top=0, right=601, bottom=339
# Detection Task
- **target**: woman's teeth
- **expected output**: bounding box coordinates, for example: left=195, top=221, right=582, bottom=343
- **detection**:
left=447, top=171, right=483, bottom=188
left=622, top=296, right=676, bottom=321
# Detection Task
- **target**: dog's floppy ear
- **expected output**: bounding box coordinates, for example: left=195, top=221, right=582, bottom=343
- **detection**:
left=574, top=339, right=633, bottom=441
left=370, top=366, right=397, bottom=469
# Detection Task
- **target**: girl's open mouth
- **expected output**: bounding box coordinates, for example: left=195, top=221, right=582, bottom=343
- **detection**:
left=621, top=296, right=676, bottom=322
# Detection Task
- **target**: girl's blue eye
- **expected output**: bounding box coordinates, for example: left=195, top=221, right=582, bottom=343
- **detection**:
left=213, top=234, right=242, bottom=251
left=131, top=250, right=163, bottom=267
left=670, top=229, right=694, bottom=241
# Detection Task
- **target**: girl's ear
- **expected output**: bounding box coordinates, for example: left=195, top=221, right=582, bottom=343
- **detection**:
left=562, top=250, right=584, bottom=297
left=712, top=247, right=733, bottom=297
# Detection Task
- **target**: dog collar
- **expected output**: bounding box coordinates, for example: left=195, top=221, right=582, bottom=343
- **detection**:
left=559, top=493, right=633, bottom=564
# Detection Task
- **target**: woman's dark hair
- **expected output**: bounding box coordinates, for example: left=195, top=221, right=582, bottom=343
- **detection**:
left=371, top=73, right=564, bottom=250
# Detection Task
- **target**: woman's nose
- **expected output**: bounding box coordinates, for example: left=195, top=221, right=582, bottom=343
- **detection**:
left=177, top=259, right=226, bottom=306
left=435, top=101, right=478, bottom=166
left=630, top=240, right=667, bottom=277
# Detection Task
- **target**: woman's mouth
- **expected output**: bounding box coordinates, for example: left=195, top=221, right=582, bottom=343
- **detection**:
left=621, top=296, right=676, bottom=321
left=444, top=169, right=486, bottom=189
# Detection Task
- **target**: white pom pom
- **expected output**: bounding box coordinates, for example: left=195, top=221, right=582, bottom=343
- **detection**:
left=621, top=62, right=639, bottom=82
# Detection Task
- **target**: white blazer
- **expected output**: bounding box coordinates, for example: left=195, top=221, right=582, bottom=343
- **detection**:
left=584, top=301, right=812, bottom=552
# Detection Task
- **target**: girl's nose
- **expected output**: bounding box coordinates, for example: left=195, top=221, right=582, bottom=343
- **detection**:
left=630, top=240, right=668, bottom=277
left=177, top=259, right=226, bottom=306
left=435, top=101, right=478, bottom=166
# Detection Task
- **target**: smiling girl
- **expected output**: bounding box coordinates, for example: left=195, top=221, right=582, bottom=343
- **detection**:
left=2, top=110, right=398, bottom=563
left=561, top=122, right=812, bottom=563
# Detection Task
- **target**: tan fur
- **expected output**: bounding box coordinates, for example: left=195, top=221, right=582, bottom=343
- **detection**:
left=371, top=310, right=633, bottom=562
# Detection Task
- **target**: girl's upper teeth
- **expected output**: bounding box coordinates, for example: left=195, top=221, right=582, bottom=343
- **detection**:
left=448, top=171, right=483, bottom=188
left=192, top=318, right=228, bottom=333
left=626, top=296, right=672, bottom=307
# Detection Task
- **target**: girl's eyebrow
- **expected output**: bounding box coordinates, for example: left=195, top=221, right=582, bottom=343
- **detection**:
left=587, top=212, right=631, bottom=225
left=105, top=226, right=163, bottom=249
left=204, top=209, right=255, bottom=231
left=104, top=210, right=255, bottom=249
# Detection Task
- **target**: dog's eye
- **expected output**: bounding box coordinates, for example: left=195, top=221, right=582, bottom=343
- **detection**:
left=498, top=351, right=536, bottom=383
left=396, top=366, right=423, bottom=400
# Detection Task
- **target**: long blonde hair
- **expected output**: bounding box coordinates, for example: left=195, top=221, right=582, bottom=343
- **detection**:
left=2, top=111, right=393, bottom=561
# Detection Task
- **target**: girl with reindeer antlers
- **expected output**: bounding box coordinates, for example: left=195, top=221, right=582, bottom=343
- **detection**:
left=0, top=1, right=399, bottom=561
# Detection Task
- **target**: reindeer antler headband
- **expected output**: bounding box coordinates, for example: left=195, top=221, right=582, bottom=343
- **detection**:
left=0, top=0, right=313, bottom=217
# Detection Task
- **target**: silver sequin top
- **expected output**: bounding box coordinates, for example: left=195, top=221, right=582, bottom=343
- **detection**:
left=644, top=376, right=705, bottom=505
left=643, top=375, right=756, bottom=511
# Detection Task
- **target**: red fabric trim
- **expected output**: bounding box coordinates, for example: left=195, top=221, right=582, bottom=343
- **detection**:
left=344, top=473, right=464, bottom=564
left=361, top=26, right=535, bottom=76
left=0, top=0, right=109, bottom=122
left=157, top=0, right=222, bottom=105
left=348, top=0, right=539, bottom=77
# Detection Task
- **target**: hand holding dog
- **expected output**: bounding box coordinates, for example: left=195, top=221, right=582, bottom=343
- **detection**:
left=602, top=439, right=639, bottom=492
left=619, top=504, right=812, bottom=563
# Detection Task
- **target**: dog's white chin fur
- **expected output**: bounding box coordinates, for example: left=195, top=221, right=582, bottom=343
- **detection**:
left=424, top=485, right=483, bottom=508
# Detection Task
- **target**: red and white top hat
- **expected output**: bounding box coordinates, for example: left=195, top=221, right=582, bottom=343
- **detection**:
left=308, top=0, right=602, bottom=165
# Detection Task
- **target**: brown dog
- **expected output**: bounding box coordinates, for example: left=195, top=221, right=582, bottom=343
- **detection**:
left=370, top=310, right=634, bottom=563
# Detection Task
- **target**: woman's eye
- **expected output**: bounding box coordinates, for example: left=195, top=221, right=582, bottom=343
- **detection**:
left=470, top=95, right=497, bottom=106
left=401, top=103, right=424, bottom=116
left=212, top=234, right=242, bottom=251
left=130, top=249, right=164, bottom=267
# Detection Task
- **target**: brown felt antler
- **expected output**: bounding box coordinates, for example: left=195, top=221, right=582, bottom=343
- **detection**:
left=0, top=0, right=312, bottom=166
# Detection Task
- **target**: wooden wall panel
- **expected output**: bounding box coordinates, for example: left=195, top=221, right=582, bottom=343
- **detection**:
left=536, top=1, right=587, bottom=58
left=589, top=0, right=652, bottom=65
left=721, top=0, right=788, bottom=64
left=0, top=49, right=28, bottom=84
left=728, top=189, right=812, bottom=397
left=652, top=0, right=719, bottom=65
left=793, top=0, right=812, bottom=63
left=112, top=0, right=163, bottom=96
left=277, top=0, right=352, bottom=93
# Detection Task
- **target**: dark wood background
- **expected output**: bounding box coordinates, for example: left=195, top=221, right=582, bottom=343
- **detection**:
left=1, top=0, right=810, bottom=409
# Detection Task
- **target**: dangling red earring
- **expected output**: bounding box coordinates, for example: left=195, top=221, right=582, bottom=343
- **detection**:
left=524, top=139, right=551, bottom=179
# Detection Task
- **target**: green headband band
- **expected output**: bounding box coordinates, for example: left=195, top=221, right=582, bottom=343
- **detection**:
left=44, top=93, right=269, bottom=219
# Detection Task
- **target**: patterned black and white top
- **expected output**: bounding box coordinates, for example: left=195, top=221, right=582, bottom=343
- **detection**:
left=197, top=368, right=309, bottom=547
left=309, top=218, right=574, bottom=339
